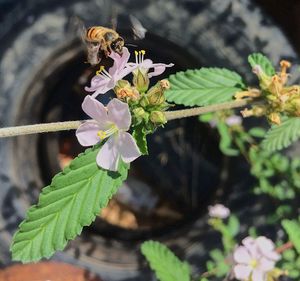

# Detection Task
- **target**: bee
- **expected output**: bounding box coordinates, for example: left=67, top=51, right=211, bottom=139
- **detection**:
left=82, top=26, right=124, bottom=66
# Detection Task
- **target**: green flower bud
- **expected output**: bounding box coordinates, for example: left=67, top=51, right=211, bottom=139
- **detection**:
left=139, top=96, right=150, bottom=107
left=133, top=107, right=146, bottom=119
left=150, top=111, right=167, bottom=125
left=133, top=69, right=150, bottom=93
left=147, top=85, right=165, bottom=106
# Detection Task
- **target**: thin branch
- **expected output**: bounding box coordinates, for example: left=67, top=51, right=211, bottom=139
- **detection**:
left=0, top=99, right=253, bottom=138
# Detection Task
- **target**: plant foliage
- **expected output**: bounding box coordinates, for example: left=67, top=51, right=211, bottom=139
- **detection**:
left=248, top=53, right=275, bottom=76
left=165, top=68, right=246, bottom=106
left=262, top=118, right=300, bottom=152
left=282, top=219, right=300, bottom=255
left=141, top=240, right=190, bottom=281
left=11, top=145, right=129, bottom=262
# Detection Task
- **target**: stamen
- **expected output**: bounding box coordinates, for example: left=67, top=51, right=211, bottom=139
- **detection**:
left=97, top=125, right=118, bottom=140
left=135, top=50, right=139, bottom=64
left=140, top=50, right=145, bottom=63
left=96, top=66, right=111, bottom=79
left=96, top=65, right=105, bottom=75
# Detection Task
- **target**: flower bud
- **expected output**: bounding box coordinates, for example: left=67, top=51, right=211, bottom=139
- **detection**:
left=133, top=69, right=150, bottom=93
left=146, top=80, right=169, bottom=105
left=139, top=96, right=150, bottom=107
left=114, top=80, right=140, bottom=101
left=133, top=107, right=148, bottom=122
left=150, top=111, right=167, bottom=125
left=252, top=65, right=272, bottom=90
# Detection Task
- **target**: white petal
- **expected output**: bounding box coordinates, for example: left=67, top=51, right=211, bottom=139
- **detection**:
left=96, top=136, right=120, bottom=171
left=82, top=95, right=108, bottom=124
left=107, top=98, right=131, bottom=130
left=252, top=269, right=265, bottom=281
left=233, top=246, right=252, bottom=264
left=76, top=121, right=101, bottom=146
left=233, top=264, right=252, bottom=280
left=259, top=257, right=275, bottom=272
left=118, top=132, right=141, bottom=163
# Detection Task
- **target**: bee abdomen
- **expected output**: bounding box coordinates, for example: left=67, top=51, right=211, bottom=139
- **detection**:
left=86, top=27, right=103, bottom=41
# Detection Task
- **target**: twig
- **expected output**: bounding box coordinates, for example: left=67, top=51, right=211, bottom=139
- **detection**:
left=0, top=99, right=253, bottom=138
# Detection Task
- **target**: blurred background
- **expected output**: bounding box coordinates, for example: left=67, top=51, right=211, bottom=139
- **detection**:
left=0, top=0, right=299, bottom=280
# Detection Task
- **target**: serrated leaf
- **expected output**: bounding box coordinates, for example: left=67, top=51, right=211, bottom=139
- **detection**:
left=262, top=118, right=300, bottom=152
left=11, top=145, right=129, bottom=263
left=282, top=219, right=300, bottom=255
left=248, top=53, right=275, bottom=76
left=141, top=241, right=190, bottom=281
left=165, top=68, right=246, bottom=107
left=132, top=124, right=148, bottom=155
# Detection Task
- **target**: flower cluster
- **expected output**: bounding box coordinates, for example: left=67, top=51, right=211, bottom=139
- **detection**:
left=235, top=60, right=300, bottom=125
left=233, top=236, right=281, bottom=281
left=76, top=47, right=173, bottom=171
left=208, top=204, right=230, bottom=219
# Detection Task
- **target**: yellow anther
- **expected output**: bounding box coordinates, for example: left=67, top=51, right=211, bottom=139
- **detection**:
left=250, top=259, right=258, bottom=268
left=135, top=50, right=139, bottom=56
left=140, top=50, right=146, bottom=55
left=96, top=65, right=105, bottom=75
left=97, top=130, right=107, bottom=140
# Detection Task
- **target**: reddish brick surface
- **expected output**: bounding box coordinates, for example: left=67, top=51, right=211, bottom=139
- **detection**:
left=0, top=262, right=103, bottom=281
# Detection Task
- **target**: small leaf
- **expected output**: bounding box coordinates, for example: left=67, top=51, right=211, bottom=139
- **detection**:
left=262, top=118, right=300, bottom=152
left=248, top=53, right=275, bottom=76
left=217, top=122, right=239, bottom=156
left=282, top=219, right=300, bottom=255
left=228, top=215, right=240, bottom=237
left=248, top=127, right=266, bottom=138
left=141, top=240, right=190, bottom=281
left=132, top=124, right=148, bottom=155
left=165, top=68, right=246, bottom=106
left=11, top=145, right=129, bottom=263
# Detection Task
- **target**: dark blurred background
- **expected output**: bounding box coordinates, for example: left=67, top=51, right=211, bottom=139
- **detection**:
left=0, top=0, right=299, bottom=280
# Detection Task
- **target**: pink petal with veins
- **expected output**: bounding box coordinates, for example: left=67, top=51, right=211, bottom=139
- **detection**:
left=118, top=132, right=141, bottom=163
left=76, top=121, right=102, bottom=146
left=107, top=98, right=131, bottom=130
left=81, top=96, right=109, bottom=124
left=96, top=136, right=120, bottom=171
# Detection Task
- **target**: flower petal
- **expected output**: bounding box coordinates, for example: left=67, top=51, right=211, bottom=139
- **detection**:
left=233, top=264, right=252, bottom=280
left=107, top=98, right=131, bottom=130
left=148, top=63, right=174, bottom=78
left=85, top=75, right=111, bottom=92
left=96, top=136, right=120, bottom=171
left=76, top=121, right=101, bottom=146
left=118, top=132, right=141, bottom=163
left=81, top=95, right=108, bottom=124
left=259, top=257, right=276, bottom=272
left=252, top=269, right=265, bottom=281
left=256, top=236, right=281, bottom=261
left=109, top=47, right=130, bottom=75
left=233, top=246, right=252, bottom=264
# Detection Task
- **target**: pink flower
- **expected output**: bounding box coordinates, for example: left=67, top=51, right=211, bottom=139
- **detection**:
left=128, top=50, right=174, bottom=78
left=208, top=204, right=230, bottom=219
left=76, top=96, right=141, bottom=171
left=233, top=236, right=280, bottom=281
left=85, top=47, right=136, bottom=97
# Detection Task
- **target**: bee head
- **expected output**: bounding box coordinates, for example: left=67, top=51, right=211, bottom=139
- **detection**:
left=111, top=37, right=124, bottom=55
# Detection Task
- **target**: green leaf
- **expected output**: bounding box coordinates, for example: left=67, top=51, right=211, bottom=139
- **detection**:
left=248, top=127, right=266, bottom=138
left=165, top=68, right=246, bottom=106
left=248, top=53, right=275, bottom=76
left=217, top=122, right=239, bottom=156
left=141, top=240, right=190, bottom=281
left=228, top=215, right=240, bottom=237
left=282, top=219, right=300, bottom=255
left=132, top=124, right=148, bottom=155
left=11, top=145, right=129, bottom=263
left=262, top=118, right=300, bottom=152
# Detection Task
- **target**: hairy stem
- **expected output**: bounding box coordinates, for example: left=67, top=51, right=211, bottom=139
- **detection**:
left=0, top=99, right=253, bottom=138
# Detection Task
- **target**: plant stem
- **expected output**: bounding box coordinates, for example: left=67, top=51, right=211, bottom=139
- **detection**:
left=0, top=99, right=253, bottom=138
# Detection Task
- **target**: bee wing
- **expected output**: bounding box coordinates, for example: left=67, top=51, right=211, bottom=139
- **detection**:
left=130, top=15, right=147, bottom=40
left=86, top=41, right=102, bottom=66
